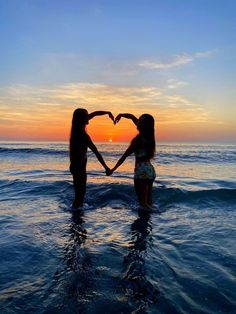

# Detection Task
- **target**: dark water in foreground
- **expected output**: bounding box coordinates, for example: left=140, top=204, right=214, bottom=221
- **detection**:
left=0, top=142, right=236, bottom=313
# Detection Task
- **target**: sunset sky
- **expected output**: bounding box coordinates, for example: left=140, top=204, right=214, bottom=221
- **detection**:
left=0, top=0, right=235, bottom=142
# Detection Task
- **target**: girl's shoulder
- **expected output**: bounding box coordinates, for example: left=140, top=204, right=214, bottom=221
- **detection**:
left=131, top=135, right=139, bottom=146
left=132, top=135, right=146, bottom=145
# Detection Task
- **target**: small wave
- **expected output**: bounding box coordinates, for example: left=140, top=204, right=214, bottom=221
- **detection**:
left=0, top=147, right=68, bottom=156
left=1, top=179, right=236, bottom=207
left=1, top=145, right=236, bottom=164
left=155, top=187, right=236, bottom=205
left=0, top=147, right=130, bottom=159
left=157, top=151, right=236, bottom=164
left=0, top=179, right=72, bottom=202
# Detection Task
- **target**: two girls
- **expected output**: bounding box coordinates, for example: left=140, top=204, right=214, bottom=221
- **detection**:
left=69, top=109, right=156, bottom=210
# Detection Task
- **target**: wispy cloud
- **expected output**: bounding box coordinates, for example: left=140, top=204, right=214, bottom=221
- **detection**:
left=166, top=79, right=188, bottom=89
left=0, top=82, right=225, bottom=140
left=138, top=50, right=215, bottom=70
left=139, top=54, right=193, bottom=70
left=0, top=83, right=212, bottom=125
left=194, top=50, right=214, bottom=58
left=32, top=50, right=217, bottom=88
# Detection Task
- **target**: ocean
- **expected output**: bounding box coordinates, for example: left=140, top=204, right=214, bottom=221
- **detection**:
left=0, top=141, right=235, bottom=313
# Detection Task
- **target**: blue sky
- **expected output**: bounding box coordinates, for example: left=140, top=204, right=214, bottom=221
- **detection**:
left=0, top=0, right=235, bottom=141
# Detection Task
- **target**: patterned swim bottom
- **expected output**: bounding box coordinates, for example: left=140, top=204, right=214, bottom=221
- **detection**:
left=134, top=162, right=156, bottom=180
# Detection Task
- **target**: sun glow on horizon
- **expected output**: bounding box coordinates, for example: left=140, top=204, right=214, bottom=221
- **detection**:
left=1, top=82, right=233, bottom=142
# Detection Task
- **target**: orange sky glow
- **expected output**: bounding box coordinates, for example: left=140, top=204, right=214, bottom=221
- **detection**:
left=0, top=112, right=235, bottom=143
left=0, top=83, right=235, bottom=142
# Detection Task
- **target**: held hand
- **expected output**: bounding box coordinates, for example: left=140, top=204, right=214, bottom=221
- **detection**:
left=114, top=114, right=122, bottom=124
left=108, top=112, right=115, bottom=124
left=105, top=167, right=113, bottom=176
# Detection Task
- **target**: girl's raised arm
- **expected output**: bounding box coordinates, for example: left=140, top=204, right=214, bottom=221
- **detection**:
left=115, top=113, right=138, bottom=126
left=88, top=111, right=114, bottom=123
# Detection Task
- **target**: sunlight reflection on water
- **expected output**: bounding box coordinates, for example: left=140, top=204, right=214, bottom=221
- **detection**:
left=0, top=142, right=236, bottom=313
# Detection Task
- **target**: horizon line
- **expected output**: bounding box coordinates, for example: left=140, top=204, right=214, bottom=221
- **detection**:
left=0, top=139, right=236, bottom=145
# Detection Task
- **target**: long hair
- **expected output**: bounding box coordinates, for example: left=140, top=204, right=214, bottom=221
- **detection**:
left=137, top=114, right=156, bottom=158
left=69, top=108, right=88, bottom=161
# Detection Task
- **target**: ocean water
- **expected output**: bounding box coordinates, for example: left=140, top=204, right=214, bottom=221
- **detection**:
left=0, top=141, right=236, bottom=314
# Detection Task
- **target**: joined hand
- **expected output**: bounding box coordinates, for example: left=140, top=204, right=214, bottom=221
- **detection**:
left=108, top=112, right=115, bottom=124
left=114, top=114, right=122, bottom=124
left=106, top=168, right=113, bottom=176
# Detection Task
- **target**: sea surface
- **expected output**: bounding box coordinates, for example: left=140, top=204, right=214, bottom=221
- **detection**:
left=0, top=141, right=236, bottom=314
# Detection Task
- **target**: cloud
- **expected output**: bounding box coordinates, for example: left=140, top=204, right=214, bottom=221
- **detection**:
left=0, top=83, right=214, bottom=128
left=166, top=79, right=188, bottom=89
left=2, top=82, right=227, bottom=141
left=194, top=50, right=214, bottom=58
left=32, top=50, right=216, bottom=88
left=138, top=50, right=215, bottom=70
left=138, top=54, right=193, bottom=70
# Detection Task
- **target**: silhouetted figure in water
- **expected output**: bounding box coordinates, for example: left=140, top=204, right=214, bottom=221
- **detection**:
left=107, top=113, right=156, bottom=211
left=69, top=108, right=113, bottom=208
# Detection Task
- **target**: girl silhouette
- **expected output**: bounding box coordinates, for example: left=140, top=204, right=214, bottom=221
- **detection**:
left=108, top=113, right=156, bottom=210
left=69, top=108, right=113, bottom=208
